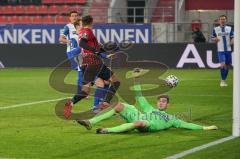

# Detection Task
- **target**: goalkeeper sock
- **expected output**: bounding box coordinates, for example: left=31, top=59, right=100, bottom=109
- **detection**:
left=106, top=123, right=135, bottom=133
left=89, top=108, right=115, bottom=125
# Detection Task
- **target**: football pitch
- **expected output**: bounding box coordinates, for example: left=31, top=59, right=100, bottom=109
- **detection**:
left=0, top=68, right=239, bottom=159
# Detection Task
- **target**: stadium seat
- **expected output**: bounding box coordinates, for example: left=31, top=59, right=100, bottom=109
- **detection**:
left=21, top=16, right=32, bottom=24
left=59, top=5, right=70, bottom=14
left=42, top=0, right=53, bottom=4
left=42, top=15, right=53, bottom=24
left=38, top=5, right=48, bottom=14
left=65, top=0, right=74, bottom=4
left=0, top=6, right=2, bottom=14
left=48, top=5, right=58, bottom=14
left=9, top=16, right=20, bottom=24
left=79, top=0, right=87, bottom=4
left=32, top=15, right=42, bottom=24
left=55, top=0, right=65, bottom=4
left=55, top=15, right=66, bottom=24
left=69, top=0, right=86, bottom=4
left=163, top=16, right=174, bottom=22
left=25, top=5, right=37, bottom=14
left=15, top=5, right=25, bottom=14
left=71, top=6, right=83, bottom=14
left=0, top=16, right=8, bottom=24
left=3, top=5, right=14, bottom=15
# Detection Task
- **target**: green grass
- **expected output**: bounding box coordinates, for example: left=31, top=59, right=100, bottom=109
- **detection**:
left=0, top=68, right=237, bottom=159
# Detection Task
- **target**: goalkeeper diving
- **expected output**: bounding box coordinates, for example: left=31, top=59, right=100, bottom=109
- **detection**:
left=77, top=68, right=218, bottom=134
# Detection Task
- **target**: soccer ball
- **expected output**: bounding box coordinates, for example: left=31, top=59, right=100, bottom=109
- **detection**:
left=165, top=75, right=179, bottom=88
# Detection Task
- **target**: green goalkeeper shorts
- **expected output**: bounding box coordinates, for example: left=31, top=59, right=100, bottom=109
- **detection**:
left=119, top=103, right=143, bottom=122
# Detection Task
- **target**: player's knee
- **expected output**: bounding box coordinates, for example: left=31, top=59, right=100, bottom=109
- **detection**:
left=220, top=63, right=226, bottom=69
left=133, top=121, right=146, bottom=128
left=113, top=80, right=120, bottom=89
left=104, top=80, right=110, bottom=85
left=95, top=78, right=104, bottom=87
left=114, top=102, right=124, bottom=112
left=81, top=85, right=90, bottom=94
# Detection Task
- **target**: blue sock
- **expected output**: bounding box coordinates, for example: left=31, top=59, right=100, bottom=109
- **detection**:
left=224, top=69, right=229, bottom=80
left=93, top=84, right=109, bottom=109
left=77, top=70, right=83, bottom=94
left=220, top=68, right=225, bottom=80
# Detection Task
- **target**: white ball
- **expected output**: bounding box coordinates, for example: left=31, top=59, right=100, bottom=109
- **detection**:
left=165, top=75, right=179, bottom=88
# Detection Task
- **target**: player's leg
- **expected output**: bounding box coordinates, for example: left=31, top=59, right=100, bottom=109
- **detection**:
left=64, top=84, right=91, bottom=119
left=72, top=65, right=102, bottom=104
left=224, top=52, right=232, bottom=81
left=96, top=103, right=149, bottom=133
left=104, top=74, right=120, bottom=104
left=93, top=78, right=109, bottom=112
left=96, top=66, right=120, bottom=109
left=218, top=52, right=228, bottom=87
left=64, top=65, right=100, bottom=119
left=96, top=120, right=150, bottom=134
left=77, top=68, right=83, bottom=95
left=76, top=102, right=123, bottom=129
left=77, top=102, right=140, bottom=129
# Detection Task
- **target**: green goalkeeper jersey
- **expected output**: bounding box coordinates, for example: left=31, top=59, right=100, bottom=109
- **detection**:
left=132, top=84, right=203, bottom=132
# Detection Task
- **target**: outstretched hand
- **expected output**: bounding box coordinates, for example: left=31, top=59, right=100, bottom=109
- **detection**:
left=203, top=125, right=218, bottom=130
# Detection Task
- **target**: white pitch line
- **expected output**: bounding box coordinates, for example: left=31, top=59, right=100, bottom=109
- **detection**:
left=169, top=94, right=232, bottom=97
left=180, top=79, right=232, bottom=81
left=0, top=97, right=69, bottom=110
left=164, top=136, right=237, bottom=159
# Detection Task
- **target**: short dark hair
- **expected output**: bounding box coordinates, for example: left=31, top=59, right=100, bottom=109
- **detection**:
left=69, top=10, right=78, bottom=17
left=82, top=15, right=93, bottom=26
left=157, top=94, right=169, bottom=103
left=73, top=18, right=82, bottom=28
left=219, top=15, right=227, bottom=19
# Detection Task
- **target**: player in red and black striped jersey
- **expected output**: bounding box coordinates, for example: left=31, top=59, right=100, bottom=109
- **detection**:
left=64, top=15, right=120, bottom=119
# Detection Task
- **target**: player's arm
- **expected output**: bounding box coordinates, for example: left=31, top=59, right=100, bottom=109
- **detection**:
left=133, top=79, right=154, bottom=112
left=230, top=27, right=234, bottom=45
left=70, top=47, right=81, bottom=56
left=59, top=25, right=71, bottom=44
left=79, top=38, right=97, bottom=52
left=211, top=28, right=219, bottom=43
left=173, top=119, right=217, bottom=130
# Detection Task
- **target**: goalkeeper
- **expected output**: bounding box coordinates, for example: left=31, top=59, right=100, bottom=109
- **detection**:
left=77, top=68, right=218, bottom=134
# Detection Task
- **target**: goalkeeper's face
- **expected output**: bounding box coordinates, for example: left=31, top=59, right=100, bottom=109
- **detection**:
left=157, top=98, right=168, bottom=110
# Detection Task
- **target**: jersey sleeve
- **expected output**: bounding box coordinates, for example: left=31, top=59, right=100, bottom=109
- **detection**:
left=133, top=84, right=154, bottom=113
left=79, top=29, right=91, bottom=41
left=211, top=28, right=217, bottom=39
left=70, top=38, right=79, bottom=49
left=172, top=119, right=203, bottom=130
left=62, top=25, right=69, bottom=37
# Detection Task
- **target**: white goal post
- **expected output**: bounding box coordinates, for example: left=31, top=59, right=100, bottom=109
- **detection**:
left=233, top=0, right=240, bottom=137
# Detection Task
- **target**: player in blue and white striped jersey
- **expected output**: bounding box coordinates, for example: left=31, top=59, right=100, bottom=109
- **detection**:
left=59, top=10, right=80, bottom=70
left=211, top=15, right=234, bottom=87
left=59, top=11, right=84, bottom=99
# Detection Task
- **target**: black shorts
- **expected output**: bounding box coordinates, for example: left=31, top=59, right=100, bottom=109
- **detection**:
left=81, top=64, right=113, bottom=85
